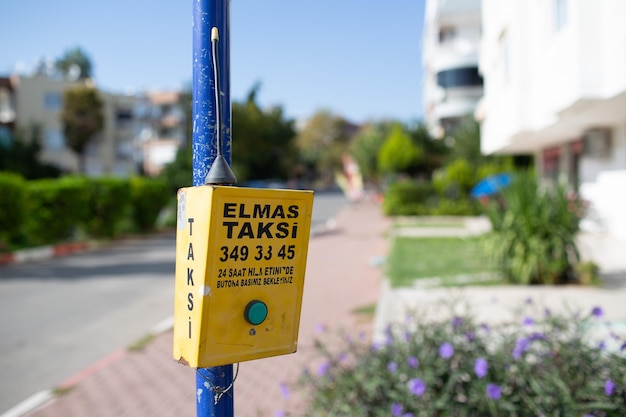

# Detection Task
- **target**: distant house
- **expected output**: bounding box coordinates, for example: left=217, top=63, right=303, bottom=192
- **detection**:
left=422, top=0, right=483, bottom=139
left=7, top=74, right=142, bottom=176
left=2, top=73, right=188, bottom=177
left=0, top=77, right=16, bottom=143
left=136, top=91, right=187, bottom=177
left=479, top=0, right=626, bottom=240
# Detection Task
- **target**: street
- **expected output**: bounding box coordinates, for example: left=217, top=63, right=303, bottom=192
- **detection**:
left=0, top=190, right=347, bottom=414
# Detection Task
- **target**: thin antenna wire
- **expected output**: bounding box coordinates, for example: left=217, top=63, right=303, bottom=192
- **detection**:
left=211, top=27, right=223, bottom=157
left=204, top=26, right=236, bottom=185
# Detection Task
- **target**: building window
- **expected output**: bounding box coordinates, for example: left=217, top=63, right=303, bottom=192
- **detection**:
left=0, top=88, right=16, bottom=123
left=436, top=67, right=483, bottom=88
left=438, top=26, right=456, bottom=43
left=44, top=129, right=65, bottom=152
left=44, top=92, right=62, bottom=110
left=554, top=0, right=567, bottom=32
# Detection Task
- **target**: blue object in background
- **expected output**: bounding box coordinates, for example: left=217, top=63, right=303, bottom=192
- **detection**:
left=470, top=173, right=513, bottom=198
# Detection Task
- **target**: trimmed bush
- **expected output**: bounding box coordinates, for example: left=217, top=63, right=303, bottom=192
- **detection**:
left=383, top=180, right=435, bottom=216
left=24, top=177, right=90, bottom=245
left=79, top=177, right=131, bottom=238
left=0, top=172, right=26, bottom=247
left=383, top=180, right=480, bottom=216
left=129, top=177, right=170, bottom=232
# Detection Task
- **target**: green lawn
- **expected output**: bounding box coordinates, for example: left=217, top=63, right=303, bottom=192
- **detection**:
left=386, top=236, right=497, bottom=287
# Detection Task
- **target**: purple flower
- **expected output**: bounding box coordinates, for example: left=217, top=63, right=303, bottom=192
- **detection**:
left=599, top=341, right=607, bottom=350
left=391, top=402, right=403, bottom=416
left=407, top=356, right=419, bottom=368
left=387, top=361, right=398, bottom=373
left=275, top=410, right=284, bottom=417
left=486, top=383, right=501, bottom=400
left=525, top=296, right=533, bottom=304
left=403, top=414, right=414, bottom=417
left=605, top=379, right=615, bottom=396
left=452, top=316, right=463, bottom=328
left=315, top=323, right=325, bottom=333
left=513, top=338, right=530, bottom=360
left=317, top=361, right=330, bottom=376
left=338, top=352, right=349, bottom=363
left=466, top=331, right=476, bottom=342
left=480, top=323, right=490, bottom=333
left=544, top=308, right=552, bottom=317
left=408, top=378, right=426, bottom=396
left=529, top=332, right=546, bottom=342
left=279, top=382, right=290, bottom=399
left=522, top=316, right=534, bottom=326
left=474, top=357, right=488, bottom=379
left=591, top=306, right=604, bottom=318
left=439, top=342, right=454, bottom=359
left=621, top=341, right=626, bottom=351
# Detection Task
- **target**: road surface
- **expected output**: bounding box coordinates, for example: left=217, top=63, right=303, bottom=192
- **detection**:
left=0, top=190, right=347, bottom=414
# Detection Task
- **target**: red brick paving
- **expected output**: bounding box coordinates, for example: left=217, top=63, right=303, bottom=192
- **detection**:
left=25, top=199, right=389, bottom=417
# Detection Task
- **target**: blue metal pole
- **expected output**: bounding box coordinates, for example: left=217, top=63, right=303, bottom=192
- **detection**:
left=192, top=0, right=234, bottom=416
left=192, top=0, right=232, bottom=186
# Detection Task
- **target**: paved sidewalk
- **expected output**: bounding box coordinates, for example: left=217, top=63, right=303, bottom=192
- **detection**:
left=16, top=199, right=390, bottom=417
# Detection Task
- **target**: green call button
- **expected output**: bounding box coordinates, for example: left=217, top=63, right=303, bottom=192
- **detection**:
left=244, top=300, right=268, bottom=325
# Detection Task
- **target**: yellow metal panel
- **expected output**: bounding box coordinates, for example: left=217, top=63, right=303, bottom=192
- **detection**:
left=173, top=185, right=314, bottom=368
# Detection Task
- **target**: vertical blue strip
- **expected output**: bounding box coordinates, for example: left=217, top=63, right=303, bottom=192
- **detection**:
left=192, top=0, right=232, bottom=186
left=192, top=0, right=234, bottom=416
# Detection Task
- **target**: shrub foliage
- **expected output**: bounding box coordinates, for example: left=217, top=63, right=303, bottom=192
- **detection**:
left=0, top=173, right=26, bottom=246
left=0, top=175, right=170, bottom=249
left=484, top=172, right=583, bottom=284
left=297, top=302, right=626, bottom=417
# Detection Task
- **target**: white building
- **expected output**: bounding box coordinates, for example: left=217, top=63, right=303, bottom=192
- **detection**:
left=479, top=0, right=626, bottom=240
left=422, top=0, right=483, bottom=139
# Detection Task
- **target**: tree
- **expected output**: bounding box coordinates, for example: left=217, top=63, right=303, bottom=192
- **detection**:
left=55, top=47, right=93, bottom=80
left=408, top=122, right=448, bottom=179
left=295, top=110, right=357, bottom=184
left=61, top=85, right=104, bottom=173
left=160, top=84, right=297, bottom=187
left=349, top=123, right=388, bottom=183
left=444, top=116, right=485, bottom=166
left=159, top=142, right=192, bottom=194
left=231, top=84, right=297, bottom=182
left=0, top=125, right=62, bottom=179
left=377, top=124, right=422, bottom=176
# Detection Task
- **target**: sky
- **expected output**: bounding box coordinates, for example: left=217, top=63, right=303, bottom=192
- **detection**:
left=0, top=0, right=425, bottom=124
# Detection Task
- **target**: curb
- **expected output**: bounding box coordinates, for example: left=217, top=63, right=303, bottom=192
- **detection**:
left=0, top=316, right=176, bottom=417
left=0, top=242, right=92, bottom=267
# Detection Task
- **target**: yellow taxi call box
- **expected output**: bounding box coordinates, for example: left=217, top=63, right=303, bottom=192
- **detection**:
left=173, top=185, right=314, bottom=368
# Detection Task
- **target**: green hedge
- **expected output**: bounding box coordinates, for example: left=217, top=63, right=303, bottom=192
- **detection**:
left=0, top=172, right=26, bottom=246
left=78, top=177, right=131, bottom=238
left=383, top=180, right=435, bottom=215
left=0, top=175, right=172, bottom=249
left=25, top=177, right=90, bottom=245
left=129, top=177, right=170, bottom=232
left=383, top=179, right=481, bottom=216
